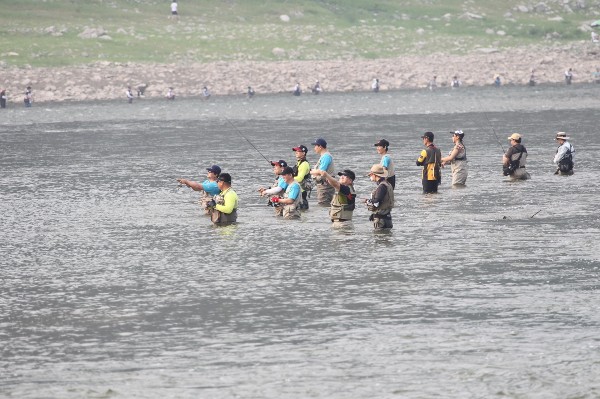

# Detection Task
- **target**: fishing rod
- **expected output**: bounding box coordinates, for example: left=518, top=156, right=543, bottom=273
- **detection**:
left=480, top=108, right=506, bottom=154
left=223, top=117, right=271, bottom=164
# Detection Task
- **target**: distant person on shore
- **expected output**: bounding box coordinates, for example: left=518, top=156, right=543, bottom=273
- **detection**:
left=372, top=78, right=380, bottom=93
left=451, top=75, right=461, bottom=88
left=416, top=131, right=442, bottom=194
left=529, top=70, right=536, bottom=86
left=592, top=31, right=599, bottom=43
left=247, top=86, right=255, bottom=98
left=374, top=139, right=395, bottom=189
left=136, top=84, right=148, bottom=97
left=311, top=80, right=322, bottom=95
left=565, top=68, right=573, bottom=85
left=170, top=0, right=178, bottom=20
left=24, top=86, right=33, bottom=107
left=202, top=86, right=211, bottom=99
left=292, top=82, right=301, bottom=96
left=166, top=87, right=175, bottom=100
left=441, top=130, right=468, bottom=187
left=592, top=68, right=600, bottom=84
left=494, top=75, right=501, bottom=87
left=0, top=89, right=6, bottom=109
left=553, top=132, right=575, bottom=176
left=428, top=75, right=437, bottom=90
left=126, top=86, right=134, bottom=103
left=503, top=133, right=530, bottom=180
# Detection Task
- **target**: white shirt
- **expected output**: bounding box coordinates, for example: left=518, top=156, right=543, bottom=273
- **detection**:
left=554, top=141, right=574, bottom=164
left=171, top=2, right=178, bottom=12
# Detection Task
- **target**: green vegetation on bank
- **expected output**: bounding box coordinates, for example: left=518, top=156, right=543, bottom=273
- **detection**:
left=0, top=0, right=598, bottom=67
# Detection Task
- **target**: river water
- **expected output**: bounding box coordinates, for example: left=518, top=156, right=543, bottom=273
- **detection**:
left=1, top=84, right=599, bottom=398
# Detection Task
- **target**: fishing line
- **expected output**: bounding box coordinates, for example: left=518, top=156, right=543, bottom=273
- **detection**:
left=223, top=117, right=271, bottom=164
left=479, top=106, right=506, bottom=154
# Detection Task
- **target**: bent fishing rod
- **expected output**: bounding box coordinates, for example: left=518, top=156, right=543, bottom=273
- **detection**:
left=223, top=117, right=271, bottom=164
left=480, top=108, right=506, bottom=154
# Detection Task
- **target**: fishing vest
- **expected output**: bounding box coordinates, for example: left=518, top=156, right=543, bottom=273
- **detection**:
left=371, top=180, right=394, bottom=216
left=510, top=145, right=528, bottom=167
left=557, top=143, right=574, bottom=172
left=211, top=188, right=238, bottom=225
left=422, top=145, right=442, bottom=181
left=292, top=159, right=312, bottom=191
left=329, top=184, right=356, bottom=221
left=382, top=154, right=395, bottom=177
left=314, top=153, right=335, bottom=185
left=453, top=143, right=467, bottom=161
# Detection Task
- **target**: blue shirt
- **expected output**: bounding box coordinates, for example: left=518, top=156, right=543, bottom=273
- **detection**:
left=380, top=154, right=391, bottom=168
left=317, top=153, right=333, bottom=171
left=277, top=176, right=289, bottom=191
left=286, top=181, right=301, bottom=200
left=202, top=179, right=220, bottom=196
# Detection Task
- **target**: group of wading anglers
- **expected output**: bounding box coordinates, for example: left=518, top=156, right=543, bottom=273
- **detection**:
left=177, top=130, right=575, bottom=228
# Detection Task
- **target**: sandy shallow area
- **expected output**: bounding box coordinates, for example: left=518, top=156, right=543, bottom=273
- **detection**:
left=1, top=42, right=600, bottom=103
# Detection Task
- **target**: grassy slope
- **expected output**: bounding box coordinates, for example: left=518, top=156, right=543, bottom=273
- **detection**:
left=0, top=0, right=598, bottom=67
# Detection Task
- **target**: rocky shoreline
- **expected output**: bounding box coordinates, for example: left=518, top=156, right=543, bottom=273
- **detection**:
left=1, top=42, right=599, bottom=103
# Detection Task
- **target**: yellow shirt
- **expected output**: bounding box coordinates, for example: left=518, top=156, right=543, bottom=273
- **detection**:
left=215, top=187, right=238, bottom=214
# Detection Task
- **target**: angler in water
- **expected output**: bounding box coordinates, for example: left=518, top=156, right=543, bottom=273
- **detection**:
left=258, top=160, right=289, bottom=217
left=503, top=133, right=530, bottom=180
left=441, top=130, right=468, bottom=186
left=553, top=132, right=575, bottom=176
left=177, top=164, right=222, bottom=215
left=206, top=173, right=238, bottom=225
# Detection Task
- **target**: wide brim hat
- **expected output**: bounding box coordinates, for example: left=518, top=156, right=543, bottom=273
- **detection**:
left=366, top=164, right=388, bottom=178
left=555, top=132, right=570, bottom=140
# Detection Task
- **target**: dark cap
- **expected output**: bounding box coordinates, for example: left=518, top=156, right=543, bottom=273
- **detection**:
left=421, top=131, right=434, bottom=141
left=217, top=173, right=231, bottom=184
left=280, top=166, right=294, bottom=176
left=374, top=139, right=390, bottom=148
left=337, top=169, right=356, bottom=181
left=206, top=165, right=221, bottom=175
left=270, top=160, right=288, bottom=168
left=292, top=145, right=308, bottom=153
left=311, top=138, right=327, bottom=148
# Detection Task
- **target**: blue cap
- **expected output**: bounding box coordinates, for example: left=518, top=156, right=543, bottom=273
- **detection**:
left=206, top=165, right=221, bottom=175
left=311, top=138, right=327, bottom=148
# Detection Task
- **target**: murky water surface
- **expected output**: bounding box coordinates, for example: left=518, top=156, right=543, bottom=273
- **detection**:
left=1, top=85, right=599, bottom=398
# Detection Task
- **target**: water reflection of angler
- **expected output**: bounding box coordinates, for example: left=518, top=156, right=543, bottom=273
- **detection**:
left=258, top=160, right=288, bottom=216
left=553, top=132, right=575, bottom=176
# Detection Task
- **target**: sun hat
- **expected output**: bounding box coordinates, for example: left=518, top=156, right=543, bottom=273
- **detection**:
left=555, top=132, right=570, bottom=140
left=507, top=133, right=522, bottom=141
left=366, top=164, right=388, bottom=178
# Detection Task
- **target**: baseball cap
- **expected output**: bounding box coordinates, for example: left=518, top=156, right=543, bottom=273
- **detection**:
left=374, top=139, right=390, bottom=148
left=311, top=138, right=327, bottom=148
left=421, top=131, right=434, bottom=141
left=280, top=166, right=295, bottom=176
left=337, top=169, right=356, bottom=181
left=507, top=133, right=522, bottom=141
left=270, top=160, right=288, bottom=168
left=206, top=165, right=221, bottom=175
left=292, top=145, right=308, bottom=153
left=217, top=173, right=231, bottom=184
